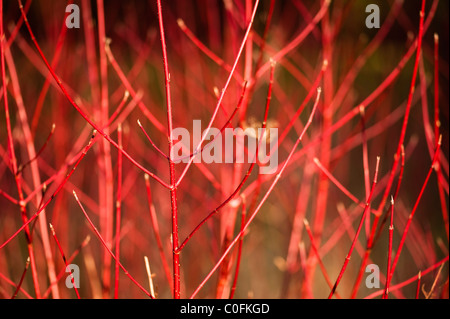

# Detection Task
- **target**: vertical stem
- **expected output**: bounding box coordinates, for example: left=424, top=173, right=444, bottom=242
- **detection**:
left=415, top=271, right=422, bottom=299
left=433, top=33, right=448, bottom=241
left=360, top=105, right=371, bottom=236
left=433, top=33, right=440, bottom=147
left=114, top=123, right=123, bottom=299
left=281, top=155, right=314, bottom=297
left=305, top=4, right=333, bottom=297
left=144, top=173, right=173, bottom=292
left=97, top=0, right=114, bottom=298
left=229, top=197, right=246, bottom=299
left=156, top=0, right=180, bottom=299
left=243, top=0, right=253, bottom=82
left=49, top=224, right=80, bottom=299
left=11, top=257, right=30, bottom=299
left=382, top=197, right=394, bottom=299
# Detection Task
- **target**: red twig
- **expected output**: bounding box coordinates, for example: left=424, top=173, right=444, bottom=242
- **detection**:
left=104, top=41, right=165, bottom=134
left=303, top=218, right=340, bottom=298
left=0, top=270, right=33, bottom=299
left=5, top=0, right=31, bottom=48
left=156, top=0, right=181, bottom=298
left=190, top=87, right=321, bottom=299
left=30, top=0, right=70, bottom=138
left=376, top=0, right=427, bottom=233
left=144, top=173, right=172, bottom=292
left=433, top=33, right=449, bottom=240
left=42, top=235, right=91, bottom=299
left=17, top=123, right=55, bottom=175
left=107, top=91, right=129, bottom=131
left=350, top=0, right=430, bottom=298
left=433, top=33, right=440, bottom=147
left=16, top=0, right=171, bottom=189
left=176, top=18, right=244, bottom=85
left=374, top=145, right=405, bottom=246
left=229, top=196, right=246, bottom=299
left=11, top=257, right=30, bottom=299
left=360, top=106, right=371, bottom=237
left=0, top=131, right=97, bottom=250
left=1, top=1, right=41, bottom=297
left=423, top=262, right=445, bottom=299
left=382, top=197, right=395, bottom=299
left=97, top=0, right=115, bottom=297
left=389, top=136, right=442, bottom=281
left=137, top=119, right=169, bottom=160
left=0, top=188, right=19, bottom=205
left=416, top=271, right=422, bottom=299
left=328, top=156, right=380, bottom=299
left=277, top=60, right=327, bottom=147
left=49, top=223, right=80, bottom=299
left=175, top=81, right=248, bottom=163
left=114, top=123, right=123, bottom=299
left=364, top=257, right=448, bottom=299
left=176, top=61, right=274, bottom=253
left=281, top=156, right=314, bottom=298
left=73, top=190, right=154, bottom=298
left=254, top=0, right=330, bottom=81
left=175, top=0, right=260, bottom=187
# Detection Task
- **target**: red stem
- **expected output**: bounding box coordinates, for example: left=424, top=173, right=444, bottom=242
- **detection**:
left=156, top=0, right=181, bottom=299
left=137, top=119, right=169, bottom=160
left=175, top=82, right=248, bottom=163
left=0, top=188, right=19, bottom=204
left=373, top=146, right=405, bottom=246
left=254, top=0, right=330, bottom=81
left=144, top=173, right=173, bottom=293
left=328, top=156, right=381, bottom=299
left=104, top=42, right=165, bottom=134
left=16, top=0, right=171, bottom=189
left=350, top=0, right=430, bottom=298
left=0, top=270, right=33, bottom=299
left=229, top=197, right=246, bottom=299
left=17, top=123, right=55, bottom=175
left=364, top=257, right=448, bottom=299
left=42, top=235, right=91, bottom=299
left=30, top=0, right=71, bottom=138
left=190, top=88, right=321, bottom=299
left=433, top=33, right=440, bottom=146
left=73, top=191, right=154, bottom=298
left=360, top=106, right=371, bottom=237
left=176, top=18, right=244, bottom=86
left=382, top=197, right=395, bottom=299
left=416, top=271, right=422, bottom=299
left=11, top=257, right=30, bottom=299
left=303, top=219, right=341, bottom=298
left=389, top=137, right=442, bottom=281
left=433, top=33, right=449, bottom=240
left=0, top=131, right=97, bottom=250
left=5, top=0, right=31, bottom=48
left=113, top=123, right=123, bottom=299
left=175, top=0, right=260, bottom=187
left=1, top=1, right=41, bottom=298
left=176, top=61, right=274, bottom=253
left=49, top=224, right=80, bottom=299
